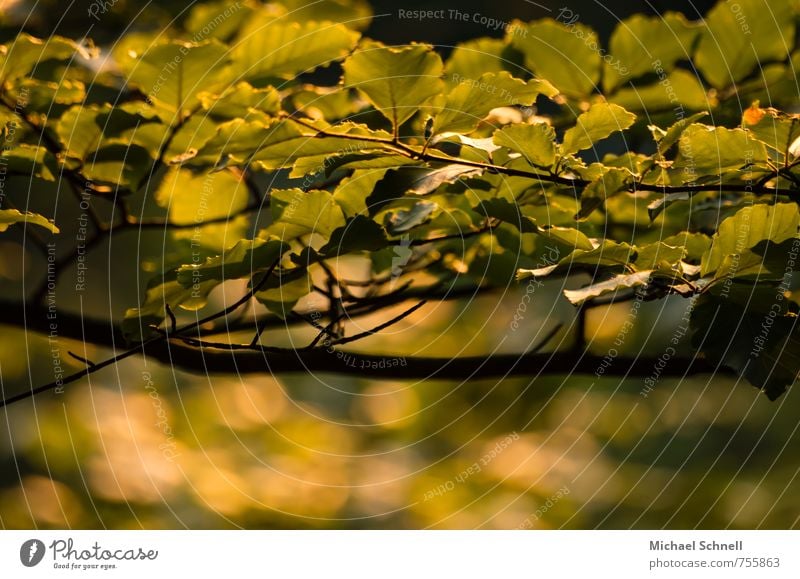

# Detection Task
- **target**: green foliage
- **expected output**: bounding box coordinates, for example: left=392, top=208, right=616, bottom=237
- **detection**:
left=510, top=19, right=602, bottom=98
left=604, top=12, right=701, bottom=92
left=3, top=0, right=800, bottom=400
left=561, top=103, right=637, bottom=156
left=343, top=42, right=444, bottom=131
left=0, top=209, right=58, bottom=233
left=493, top=123, right=557, bottom=169
left=695, top=0, right=798, bottom=89
left=114, top=40, right=231, bottom=115
left=701, top=203, right=800, bottom=277
left=231, top=20, right=359, bottom=83
left=433, top=72, right=557, bottom=135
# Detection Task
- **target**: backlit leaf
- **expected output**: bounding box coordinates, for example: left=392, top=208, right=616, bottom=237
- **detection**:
left=564, top=271, right=652, bottom=305
left=510, top=19, right=602, bottom=98
left=561, top=103, right=637, bottom=156
left=605, top=12, right=701, bottom=91
left=343, top=42, right=444, bottom=131
left=675, top=124, right=769, bottom=176
left=266, top=189, right=346, bottom=240
left=230, top=19, right=359, bottom=82
left=701, top=203, right=800, bottom=276
left=114, top=40, right=231, bottom=115
left=695, top=0, right=797, bottom=89
left=493, top=123, right=557, bottom=169
left=433, top=71, right=557, bottom=135
left=0, top=209, right=59, bottom=234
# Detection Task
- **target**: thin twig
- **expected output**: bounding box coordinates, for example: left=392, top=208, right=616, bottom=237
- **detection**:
left=528, top=323, right=564, bottom=355
left=165, top=304, right=178, bottom=334
left=67, top=351, right=97, bottom=368
left=303, top=313, right=349, bottom=350
left=288, top=114, right=800, bottom=198
left=1, top=260, right=282, bottom=407
left=327, top=300, right=427, bottom=347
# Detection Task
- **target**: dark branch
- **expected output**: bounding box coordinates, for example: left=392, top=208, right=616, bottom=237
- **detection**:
left=327, top=300, right=427, bottom=347
left=118, top=340, right=739, bottom=382
left=0, top=294, right=735, bottom=409
left=288, top=115, right=800, bottom=199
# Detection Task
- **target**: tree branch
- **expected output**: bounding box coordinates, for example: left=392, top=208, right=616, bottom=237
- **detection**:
left=287, top=115, right=800, bottom=198
left=143, top=340, right=733, bottom=381
left=0, top=295, right=735, bottom=409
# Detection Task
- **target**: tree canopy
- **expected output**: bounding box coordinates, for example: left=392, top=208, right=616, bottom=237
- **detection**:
left=1, top=0, right=800, bottom=409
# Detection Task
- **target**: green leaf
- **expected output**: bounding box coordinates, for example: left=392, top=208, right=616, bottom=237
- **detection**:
left=564, top=271, right=652, bottom=305
left=474, top=198, right=537, bottom=234
left=609, top=70, right=709, bottom=113
left=578, top=167, right=631, bottom=220
left=7, top=78, right=85, bottom=109
left=230, top=19, right=359, bottom=82
left=266, top=189, right=346, bottom=240
left=469, top=248, right=521, bottom=287
left=333, top=169, right=390, bottom=218
left=0, top=34, right=94, bottom=82
left=184, top=1, right=252, bottom=41
left=0, top=209, right=59, bottom=234
left=695, top=0, right=797, bottom=89
left=432, top=71, right=557, bottom=135
left=564, top=159, right=609, bottom=182
left=634, top=242, right=686, bottom=270
left=762, top=50, right=800, bottom=116
left=701, top=203, right=800, bottom=276
left=647, top=192, right=693, bottom=222
left=561, top=103, right=637, bottom=156
left=131, top=114, right=217, bottom=163
left=444, top=38, right=510, bottom=83
left=114, top=40, right=230, bottom=114
left=541, top=227, right=595, bottom=252
left=198, top=118, right=391, bottom=172
left=493, top=123, right=557, bottom=169
left=438, top=134, right=502, bottom=157
left=601, top=152, right=654, bottom=175
left=476, top=198, right=593, bottom=251
left=56, top=103, right=162, bottom=160
left=154, top=167, right=252, bottom=251
left=661, top=232, right=712, bottom=263
left=510, top=19, right=602, bottom=98
left=83, top=143, right=155, bottom=190
left=198, top=82, right=281, bottom=120
left=255, top=268, right=313, bottom=318
left=742, top=103, right=800, bottom=161
left=675, top=124, right=769, bottom=177
left=122, top=270, right=218, bottom=343
left=712, top=239, right=800, bottom=281
left=278, top=0, right=373, bottom=30
left=343, top=42, right=444, bottom=131
left=402, top=165, right=484, bottom=196
left=651, top=112, right=710, bottom=157
left=691, top=292, right=800, bottom=400
left=2, top=144, right=59, bottom=181
left=320, top=215, right=389, bottom=255
left=365, top=165, right=483, bottom=214
left=518, top=241, right=634, bottom=279
left=291, top=151, right=416, bottom=181
left=384, top=201, right=438, bottom=235
left=176, top=238, right=289, bottom=286
left=291, top=86, right=366, bottom=122
left=605, top=12, right=701, bottom=91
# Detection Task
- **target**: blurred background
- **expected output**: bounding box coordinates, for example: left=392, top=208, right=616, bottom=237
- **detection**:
left=1, top=0, right=799, bottom=530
